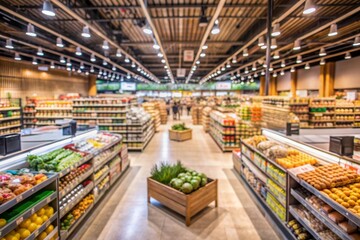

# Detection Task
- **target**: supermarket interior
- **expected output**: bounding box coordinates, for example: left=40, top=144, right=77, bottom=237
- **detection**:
left=0, top=0, right=360, bottom=239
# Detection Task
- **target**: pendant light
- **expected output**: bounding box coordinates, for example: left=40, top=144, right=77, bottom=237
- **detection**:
left=320, top=58, right=326, bottom=65
left=226, top=62, right=231, bottom=68
left=161, top=59, right=166, bottom=63
left=77, top=69, right=82, bottom=73
left=293, top=39, right=301, bottom=50
left=202, top=45, right=208, bottom=50
left=196, top=60, right=200, bottom=65
left=252, top=63, right=257, bottom=71
left=328, top=24, right=338, bottom=36
left=221, top=65, right=226, bottom=71
left=271, top=23, right=281, bottom=37
left=66, top=58, right=71, bottom=66
left=37, top=47, right=44, bottom=56
left=60, top=55, right=66, bottom=63
left=241, top=76, right=245, bottom=81
left=116, top=49, right=122, bottom=57
left=290, top=67, right=295, bottom=73
left=269, top=64, right=273, bottom=71
left=319, top=47, right=326, bottom=56
left=273, top=51, right=280, bottom=59
left=90, top=66, right=94, bottom=73
left=127, top=73, right=131, bottom=79
left=26, top=23, right=37, bottom=37
left=103, top=59, right=108, bottom=66
left=244, top=67, right=249, bottom=74
left=42, top=0, right=55, bottom=16
left=305, top=63, right=310, bottom=70
left=5, top=39, right=14, bottom=49
left=236, top=70, right=240, bottom=77
left=303, top=0, right=317, bottom=14
left=80, top=62, right=85, bottom=69
left=254, top=73, right=258, bottom=78
left=353, top=36, right=360, bottom=46
left=14, top=52, right=21, bottom=61
left=243, top=48, right=249, bottom=57
left=232, top=57, right=237, bottom=64
left=56, top=37, right=64, bottom=47
left=131, top=62, right=136, bottom=68
left=32, top=57, right=38, bottom=65
left=281, top=60, right=286, bottom=68
left=258, top=36, right=265, bottom=47
left=200, top=52, right=206, bottom=57
left=99, top=69, right=103, bottom=75
left=85, top=71, right=89, bottom=76
left=50, top=61, right=55, bottom=69
left=211, top=19, right=220, bottom=35
left=217, top=69, right=221, bottom=74
left=124, top=56, right=130, bottom=63
left=296, top=55, right=302, bottom=63
left=81, top=26, right=91, bottom=38
left=261, top=70, right=265, bottom=75
left=112, top=65, right=116, bottom=71
left=271, top=38, right=277, bottom=49
left=153, top=41, right=160, bottom=49
left=280, top=70, right=285, bottom=76
left=102, top=40, right=110, bottom=50
left=272, top=72, right=277, bottom=77
left=90, top=53, right=96, bottom=62
left=345, top=52, right=351, bottom=60
left=75, top=46, right=82, bottom=56
left=142, top=23, right=153, bottom=35
left=121, top=76, right=124, bottom=81
left=157, top=53, right=163, bottom=57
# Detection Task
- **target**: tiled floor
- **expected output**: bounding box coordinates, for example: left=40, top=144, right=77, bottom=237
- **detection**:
left=80, top=116, right=279, bottom=240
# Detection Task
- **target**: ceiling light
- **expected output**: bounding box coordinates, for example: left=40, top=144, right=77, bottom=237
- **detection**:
left=77, top=69, right=82, bottom=73
left=142, top=24, right=153, bottom=35
left=217, top=70, right=221, bottom=74
left=240, top=81, right=245, bottom=85
left=226, top=62, right=231, bottom=68
left=305, top=63, right=310, bottom=70
left=293, top=39, right=301, bottom=50
left=244, top=67, right=249, bottom=74
left=81, top=26, right=91, bottom=38
left=164, top=66, right=168, bottom=69
left=269, top=64, right=273, bottom=71
left=318, top=47, right=326, bottom=56
left=126, top=73, right=131, bottom=79
left=290, top=66, right=295, bottom=72
left=90, top=53, right=96, bottom=62
left=14, top=52, right=21, bottom=61
left=112, top=65, right=116, bottom=71
left=103, top=71, right=107, bottom=76
left=102, top=40, right=110, bottom=50
left=196, top=60, right=200, bottom=64
left=211, top=19, right=220, bottom=35
left=303, top=0, right=317, bottom=15
left=42, top=0, right=55, bottom=16
left=32, top=57, right=38, bottom=65
left=99, top=69, right=103, bottom=75
left=272, top=72, right=277, bottom=77
left=26, top=23, right=36, bottom=37
left=80, top=62, right=85, bottom=69
left=254, top=73, right=258, bottom=78
left=120, top=76, right=124, bottom=81
left=252, top=63, right=257, bottom=71
left=221, top=66, right=226, bottom=71
left=345, top=52, right=351, bottom=59
left=37, top=47, right=44, bottom=56
left=153, top=42, right=160, bottom=49
left=55, top=37, right=64, bottom=48
left=5, top=39, right=14, bottom=49
left=124, top=56, right=130, bottom=63
left=232, top=57, right=237, bottom=64
left=271, top=39, right=277, bottom=49
left=50, top=61, right=55, bottom=68
left=85, top=71, right=89, bottom=76
left=157, top=53, right=163, bottom=57
left=241, top=77, right=245, bottom=81
left=236, top=71, right=240, bottom=77
left=353, top=36, right=360, bottom=46
left=271, top=23, right=281, bottom=37
left=247, top=75, right=251, bottom=79
left=66, top=58, right=71, bottom=66
left=273, top=51, right=280, bottom=59
left=75, top=46, right=82, bottom=56
left=328, top=24, right=338, bottom=37
left=161, top=59, right=166, bottom=63
left=116, top=49, right=122, bottom=57
left=202, top=45, right=208, bottom=50
left=281, top=60, right=286, bottom=68
left=258, top=36, right=265, bottom=46
left=320, top=58, right=326, bottom=65
left=131, top=62, right=136, bottom=68
left=90, top=66, right=94, bottom=73
left=296, top=55, right=302, bottom=63
left=200, top=52, right=206, bottom=57
left=261, top=44, right=267, bottom=50
left=103, top=60, right=108, bottom=66
left=280, top=70, right=285, bottom=76
left=261, top=70, right=265, bottom=75
left=243, top=48, right=249, bottom=57
left=60, top=55, right=65, bottom=63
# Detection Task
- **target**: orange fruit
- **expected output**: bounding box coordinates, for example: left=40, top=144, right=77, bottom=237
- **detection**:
left=41, top=215, right=48, bottom=223
left=30, top=214, right=38, bottom=222
left=36, top=208, right=45, bottom=217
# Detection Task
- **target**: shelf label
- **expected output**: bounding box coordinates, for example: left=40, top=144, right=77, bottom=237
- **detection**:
left=16, top=195, right=23, bottom=203
left=34, top=229, right=39, bottom=236
left=31, top=208, right=35, bottom=214
left=46, top=221, right=50, bottom=227
left=16, top=217, right=23, bottom=225
left=46, top=197, right=51, bottom=203
left=288, top=164, right=315, bottom=176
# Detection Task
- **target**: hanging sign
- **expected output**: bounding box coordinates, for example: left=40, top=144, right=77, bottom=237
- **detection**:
left=177, top=68, right=186, bottom=77
left=183, top=50, right=194, bottom=62
left=215, top=82, right=231, bottom=90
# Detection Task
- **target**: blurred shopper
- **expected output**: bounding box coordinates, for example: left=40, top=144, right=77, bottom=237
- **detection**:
left=186, top=99, right=192, bottom=116
left=172, top=102, right=179, bottom=120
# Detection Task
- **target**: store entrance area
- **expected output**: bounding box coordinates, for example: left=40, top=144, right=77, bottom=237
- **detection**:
left=79, top=116, right=278, bottom=240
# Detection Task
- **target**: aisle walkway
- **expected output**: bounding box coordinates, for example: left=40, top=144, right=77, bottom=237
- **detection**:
left=80, top=116, right=279, bottom=240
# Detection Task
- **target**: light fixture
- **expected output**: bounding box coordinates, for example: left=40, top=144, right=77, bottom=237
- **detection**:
left=90, top=66, right=94, bottom=73
left=55, top=37, right=64, bottom=48
left=26, top=23, right=37, bottom=37
left=226, top=62, right=231, bottom=68
left=240, top=81, right=245, bottom=85
left=153, top=42, right=160, bottom=49
left=272, top=23, right=281, bottom=37
left=241, top=76, right=245, bottom=81
left=5, top=39, right=14, bottom=49
left=232, top=57, right=237, bottom=64
left=221, top=66, right=226, bottom=71
left=217, top=69, right=221, bottom=74
left=157, top=53, right=163, bottom=57
left=75, top=46, right=82, bottom=56
left=103, top=59, right=108, bottom=66
left=80, top=62, right=85, bottom=69
left=236, top=70, right=240, bottom=77
left=60, top=55, right=66, bottom=63
left=243, top=48, right=249, bottom=57
left=124, top=56, right=130, bottom=63
left=305, top=63, right=310, bottom=70
left=211, top=19, right=220, bottom=35
left=252, top=63, right=257, bottom=71
left=281, top=60, right=286, bottom=68
left=99, top=69, right=103, bottom=75
left=353, top=36, right=360, bottom=46
left=202, top=45, right=208, bottom=50
left=319, top=47, right=326, bottom=56
left=90, top=53, right=96, bottom=62
left=328, top=24, right=338, bottom=37
left=14, top=52, right=21, bottom=61
left=127, top=73, right=131, bottom=79
left=66, top=58, right=71, bottom=66
left=32, top=57, right=38, bottom=65
left=77, top=69, right=82, bottom=73
left=303, top=0, right=317, bottom=15
left=258, top=36, right=265, bottom=46
left=200, top=52, right=206, bottom=57
left=280, top=70, right=285, bottom=76
left=261, top=70, right=265, bottom=75
left=345, top=52, right=351, bottom=59
left=271, top=39, right=277, bottom=49
left=244, top=67, right=249, bottom=74
left=42, top=0, right=55, bottom=16
left=269, top=64, right=273, bottom=71
left=254, top=73, right=258, bottom=78
left=121, top=76, right=124, bottom=81
left=142, top=23, right=153, bottom=35
left=161, top=59, right=166, bottom=63
left=196, top=60, right=200, bottom=64
left=36, top=47, right=44, bottom=56
left=103, top=71, right=107, bottom=76
left=296, top=55, right=302, bottom=63
left=112, top=65, right=116, bottom=71
left=102, top=40, right=109, bottom=50
left=320, top=58, right=326, bottom=65
left=272, top=72, right=277, bottom=77
left=85, top=72, right=89, bottom=76
left=131, top=62, right=136, bottom=68
left=273, top=51, right=280, bottom=59
left=290, top=66, right=295, bottom=72
left=293, top=39, right=301, bottom=50
left=164, top=66, right=168, bottom=69
left=81, top=26, right=91, bottom=38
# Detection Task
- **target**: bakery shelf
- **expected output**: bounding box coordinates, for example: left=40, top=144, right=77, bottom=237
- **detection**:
left=60, top=182, right=94, bottom=218
left=289, top=103, right=309, bottom=106
left=59, top=169, right=93, bottom=199
left=94, top=169, right=110, bottom=186
left=289, top=206, right=322, bottom=240
left=291, top=189, right=351, bottom=240
left=335, top=113, right=355, bottom=115
left=0, top=191, right=57, bottom=238
left=309, top=112, right=335, bottom=115
left=309, top=120, right=334, bottom=122
left=289, top=172, right=360, bottom=227
left=335, top=120, right=355, bottom=123
left=58, top=154, right=94, bottom=178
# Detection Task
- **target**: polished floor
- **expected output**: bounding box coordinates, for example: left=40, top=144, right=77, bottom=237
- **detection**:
left=80, top=116, right=279, bottom=240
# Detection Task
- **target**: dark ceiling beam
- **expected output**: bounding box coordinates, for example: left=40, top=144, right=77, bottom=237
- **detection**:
left=139, top=54, right=230, bottom=59
left=121, top=41, right=247, bottom=46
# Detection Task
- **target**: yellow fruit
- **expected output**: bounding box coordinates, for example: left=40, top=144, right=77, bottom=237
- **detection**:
left=13, top=233, right=20, bottom=240
left=28, top=223, right=38, bottom=233
left=45, top=225, right=54, bottom=234
left=20, top=219, right=31, bottom=229
left=30, top=214, right=38, bottom=222
left=37, top=232, right=47, bottom=240
left=0, top=219, right=6, bottom=227
left=5, top=236, right=17, bottom=240
left=45, top=207, right=54, bottom=218
left=20, top=229, right=31, bottom=239
left=41, top=215, right=48, bottom=223
left=36, top=208, right=45, bottom=217
left=34, top=217, right=43, bottom=226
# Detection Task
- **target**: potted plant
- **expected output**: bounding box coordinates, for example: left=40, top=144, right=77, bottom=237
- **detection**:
left=169, top=123, right=192, bottom=141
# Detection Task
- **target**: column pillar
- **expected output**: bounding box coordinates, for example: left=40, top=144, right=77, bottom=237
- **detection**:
left=324, top=62, right=335, bottom=97
left=319, top=65, right=326, bottom=97
left=88, top=75, right=97, bottom=96
left=290, top=70, right=297, bottom=97
left=269, top=76, right=277, bottom=95
left=259, top=76, right=266, bottom=96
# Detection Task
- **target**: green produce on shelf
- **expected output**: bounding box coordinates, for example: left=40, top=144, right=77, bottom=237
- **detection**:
left=171, top=123, right=190, bottom=131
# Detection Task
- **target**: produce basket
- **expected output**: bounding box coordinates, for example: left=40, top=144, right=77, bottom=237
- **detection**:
left=147, top=177, right=218, bottom=226
left=169, top=129, right=192, bottom=142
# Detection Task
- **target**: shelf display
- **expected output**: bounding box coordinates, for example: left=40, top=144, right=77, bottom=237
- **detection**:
left=142, top=102, right=161, bottom=132
left=0, top=98, right=22, bottom=135
left=202, top=107, right=212, bottom=132
left=158, top=101, right=168, bottom=124
left=209, top=111, right=238, bottom=152
left=191, top=105, right=203, bottom=125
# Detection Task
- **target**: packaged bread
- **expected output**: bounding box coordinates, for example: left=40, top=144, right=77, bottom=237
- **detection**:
left=328, top=211, right=345, bottom=223
left=339, top=221, right=358, bottom=234
left=349, top=233, right=360, bottom=240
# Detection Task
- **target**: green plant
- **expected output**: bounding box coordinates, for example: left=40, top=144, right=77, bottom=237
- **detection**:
left=150, top=161, right=186, bottom=185
left=171, top=123, right=189, bottom=131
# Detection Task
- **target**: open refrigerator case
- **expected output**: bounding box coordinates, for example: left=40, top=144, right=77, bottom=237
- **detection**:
left=233, top=128, right=360, bottom=240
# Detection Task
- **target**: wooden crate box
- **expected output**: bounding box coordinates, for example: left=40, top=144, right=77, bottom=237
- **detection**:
left=169, top=129, right=192, bottom=141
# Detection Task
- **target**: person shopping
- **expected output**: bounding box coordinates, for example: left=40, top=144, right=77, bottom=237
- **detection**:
left=172, top=102, right=179, bottom=120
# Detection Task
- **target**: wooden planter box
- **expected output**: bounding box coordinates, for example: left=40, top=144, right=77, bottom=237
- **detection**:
left=169, top=129, right=192, bottom=141
left=147, top=177, right=218, bottom=226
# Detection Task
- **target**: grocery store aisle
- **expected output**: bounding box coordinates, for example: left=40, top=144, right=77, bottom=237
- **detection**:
left=80, top=116, right=279, bottom=240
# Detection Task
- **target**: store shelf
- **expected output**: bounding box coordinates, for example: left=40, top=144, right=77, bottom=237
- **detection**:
left=73, top=110, right=128, bottom=113
left=209, top=131, right=237, bottom=152
left=127, top=130, right=155, bottom=151
left=309, top=120, right=334, bottom=122
left=61, top=204, right=94, bottom=240
left=59, top=169, right=93, bottom=199
left=266, top=188, right=286, bottom=208
left=26, top=213, right=57, bottom=240
left=36, top=116, right=72, bottom=119
left=60, top=182, right=94, bottom=218
left=309, top=112, right=335, bottom=115
left=58, top=154, right=94, bottom=178
left=0, top=116, right=21, bottom=121
left=335, top=113, right=354, bottom=115
left=0, top=124, right=21, bottom=131
left=43, top=226, right=58, bottom=240
left=94, top=150, right=121, bottom=172
left=74, top=117, right=126, bottom=120
left=0, top=192, right=57, bottom=238
left=291, top=189, right=351, bottom=240
left=94, top=169, right=110, bottom=186
left=73, top=104, right=128, bottom=107
left=36, top=108, right=72, bottom=110
left=0, top=107, right=21, bottom=111
left=289, top=206, right=322, bottom=240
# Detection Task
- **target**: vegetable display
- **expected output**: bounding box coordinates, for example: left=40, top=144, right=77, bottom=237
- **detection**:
left=171, top=123, right=190, bottom=131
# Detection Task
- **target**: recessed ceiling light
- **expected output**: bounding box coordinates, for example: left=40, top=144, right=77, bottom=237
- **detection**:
left=157, top=53, right=163, bottom=57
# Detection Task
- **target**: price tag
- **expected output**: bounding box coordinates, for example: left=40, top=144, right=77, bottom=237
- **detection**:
left=46, top=197, right=51, bottom=203
left=46, top=221, right=50, bottom=227
left=288, top=164, right=315, bottom=176
left=16, top=195, right=23, bottom=203
left=16, top=217, right=23, bottom=225
left=31, top=208, right=35, bottom=214
left=34, top=229, right=39, bottom=236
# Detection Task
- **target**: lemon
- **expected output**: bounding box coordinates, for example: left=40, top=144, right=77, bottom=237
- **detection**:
left=41, top=215, right=48, bottom=223
left=30, top=214, right=38, bottom=222
left=45, top=225, right=54, bottom=234
left=45, top=207, right=54, bottom=218
left=20, top=230, right=31, bottom=239
left=0, top=219, right=6, bottom=227
left=13, top=233, right=20, bottom=240
left=28, top=223, right=38, bottom=233
left=34, top=217, right=43, bottom=226
left=37, top=232, right=47, bottom=240
left=5, top=236, right=17, bottom=240
left=20, top=219, right=31, bottom=229
left=36, top=208, right=45, bottom=217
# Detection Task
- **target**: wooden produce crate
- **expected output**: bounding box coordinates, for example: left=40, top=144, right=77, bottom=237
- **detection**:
left=169, top=129, right=192, bottom=141
left=147, top=178, right=218, bottom=226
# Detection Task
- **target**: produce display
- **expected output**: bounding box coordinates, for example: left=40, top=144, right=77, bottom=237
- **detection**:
left=151, top=162, right=208, bottom=194
left=142, top=102, right=161, bottom=131
left=202, top=107, right=212, bottom=132
left=209, top=111, right=238, bottom=151
left=171, top=123, right=190, bottom=131
left=97, top=176, right=109, bottom=192
left=35, top=224, right=57, bottom=240
left=58, top=164, right=92, bottom=191
left=59, top=180, right=92, bottom=210
left=287, top=219, right=312, bottom=240
left=94, top=165, right=109, bottom=181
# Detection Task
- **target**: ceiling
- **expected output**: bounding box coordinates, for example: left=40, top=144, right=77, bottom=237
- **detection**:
left=0, top=0, right=359, bottom=84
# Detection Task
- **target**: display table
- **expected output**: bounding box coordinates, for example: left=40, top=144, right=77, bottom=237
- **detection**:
left=169, top=129, right=192, bottom=141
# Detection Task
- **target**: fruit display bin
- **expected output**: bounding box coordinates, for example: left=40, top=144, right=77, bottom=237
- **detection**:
left=169, top=129, right=192, bottom=142
left=147, top=177, right=218, bottom=226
